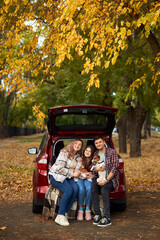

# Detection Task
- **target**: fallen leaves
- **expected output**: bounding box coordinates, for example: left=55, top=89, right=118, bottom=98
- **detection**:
left=113, top=132, right=160, bottom=193
left=0, top=133, right=160, bottom=205
left=0, top=135, right=41, bottom=204
left=0, top=226, right=7, bottom=230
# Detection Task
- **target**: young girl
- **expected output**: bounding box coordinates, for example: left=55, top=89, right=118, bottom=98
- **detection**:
left=49, top=139, right=83, bottom=226
left=76, top=145, right=95, bottom=221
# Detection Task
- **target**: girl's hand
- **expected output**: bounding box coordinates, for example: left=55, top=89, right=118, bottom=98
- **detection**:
left=86, top=172, right=92, bottom=179
left=80, top=176, right=86, bottom=180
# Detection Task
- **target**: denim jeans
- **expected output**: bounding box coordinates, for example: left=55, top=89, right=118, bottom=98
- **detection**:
left=91, top=177, right=114, bottom=219
left=49, top=175, right=79, bottom=215
left=76, top=178, right=92, bottom=206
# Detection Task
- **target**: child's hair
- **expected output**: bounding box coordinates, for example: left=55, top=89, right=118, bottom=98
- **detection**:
left=82, top=145, right=95, bottom=171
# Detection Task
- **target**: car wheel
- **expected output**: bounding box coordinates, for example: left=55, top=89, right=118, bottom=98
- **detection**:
left=32, top=198, right=43, bottom=213
left=111, top=203, right=127, bottom=212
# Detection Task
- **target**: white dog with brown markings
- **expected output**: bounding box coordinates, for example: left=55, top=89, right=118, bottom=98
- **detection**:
left=91, top=154, right=107, bottom=182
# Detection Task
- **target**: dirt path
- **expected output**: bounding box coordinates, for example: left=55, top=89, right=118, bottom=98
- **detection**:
left=0, top=192, right=160, bottom=240
left=0, top=134, right=43, bottom=146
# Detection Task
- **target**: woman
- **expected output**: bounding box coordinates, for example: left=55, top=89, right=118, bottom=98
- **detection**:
left=76, top=145, right=95, bottom=221
left=49, top=139, right=83, bottom=226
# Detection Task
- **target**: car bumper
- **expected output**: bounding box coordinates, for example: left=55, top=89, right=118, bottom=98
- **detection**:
left=110, top=183, right=126, bottom=196
left=110, top=197, right=127, bottom=205
left=33, top=186, right=48, bottom=202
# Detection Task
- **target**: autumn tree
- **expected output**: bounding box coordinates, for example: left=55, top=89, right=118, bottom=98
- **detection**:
left=1, top=1, right=159, bottom=92
left=0, top=0, right=160, bottom=155
left=49, top=0, right=160, bottom=157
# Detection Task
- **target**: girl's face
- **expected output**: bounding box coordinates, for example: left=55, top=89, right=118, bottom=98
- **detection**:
left=84, top=147, right=92, bottom=158
left=73, top=141, right=82, bottom=152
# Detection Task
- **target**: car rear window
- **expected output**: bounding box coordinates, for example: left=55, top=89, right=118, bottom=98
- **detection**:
left=55, top=113, right=108, bottom=131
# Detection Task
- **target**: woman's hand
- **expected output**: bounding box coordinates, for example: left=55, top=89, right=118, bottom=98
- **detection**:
left=73, top=170, right=81, bottom=177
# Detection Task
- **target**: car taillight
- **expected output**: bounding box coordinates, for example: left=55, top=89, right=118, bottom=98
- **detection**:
left=119, top=158, right=124, bottom=169
left=37, top=155, right=48, bottom=170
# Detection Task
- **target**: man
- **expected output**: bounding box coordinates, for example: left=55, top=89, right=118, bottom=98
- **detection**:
left=91, top=136, right=119, bottom=227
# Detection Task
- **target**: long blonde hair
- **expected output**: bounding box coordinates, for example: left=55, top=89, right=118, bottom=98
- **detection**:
left=62, top=139, right=83, bottom=158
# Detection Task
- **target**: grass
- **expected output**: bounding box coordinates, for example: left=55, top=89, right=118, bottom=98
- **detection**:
left=18, top=138, right=42, bottom=143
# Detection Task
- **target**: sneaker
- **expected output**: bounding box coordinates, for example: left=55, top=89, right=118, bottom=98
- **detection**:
left=93, top=215, right=101, bottom=225
left=97, top=217, right=112, bottom=227
left=77, top=210, right=84, bottom=221
left=85, top=210, right=92, bottom=221
left=55, top=215, right=70, bottom=226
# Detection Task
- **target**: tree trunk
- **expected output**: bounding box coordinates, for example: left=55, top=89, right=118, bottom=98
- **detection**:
left=117, top=115, right=128, bottom=153
left=141, top=111, right=151, bottom=139
left=128, top=102, right=146, bottom=157
left=0, top=90, right=16, bottom=138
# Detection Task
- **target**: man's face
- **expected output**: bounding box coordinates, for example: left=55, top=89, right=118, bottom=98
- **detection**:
left=94, top=138, right=105, bottom=150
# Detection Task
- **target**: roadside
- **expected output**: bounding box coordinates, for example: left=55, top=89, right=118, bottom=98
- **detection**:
left=0, top=191, right=159, bottom=240
left=0, top=133, right=44, bottom=146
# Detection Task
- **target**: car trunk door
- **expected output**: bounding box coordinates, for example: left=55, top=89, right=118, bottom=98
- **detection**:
left=47, top=105, right=118, bottom=137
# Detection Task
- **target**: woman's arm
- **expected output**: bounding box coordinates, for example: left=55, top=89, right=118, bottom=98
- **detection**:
left=54, top=151, right=69, bottom=176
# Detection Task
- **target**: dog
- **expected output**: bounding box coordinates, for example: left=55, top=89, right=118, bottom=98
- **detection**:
left=92, top=154, right=107, bottom=182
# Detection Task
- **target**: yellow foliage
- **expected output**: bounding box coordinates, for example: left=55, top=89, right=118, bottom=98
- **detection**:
left=32, top=105, right=45, bottom=130
left=0, top=0, right=160, bottom=92
left=112, top=52, right=119, bottom=65
left=104, top=60, right=110, bottom=69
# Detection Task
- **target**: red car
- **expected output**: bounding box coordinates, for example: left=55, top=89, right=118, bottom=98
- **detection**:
left=28, top=104, right=127, bottom=213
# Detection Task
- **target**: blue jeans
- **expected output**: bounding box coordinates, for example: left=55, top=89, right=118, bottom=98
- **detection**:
left=77, top=178, right=92, bottom=206
left=49, top=175, right=79, bottom=215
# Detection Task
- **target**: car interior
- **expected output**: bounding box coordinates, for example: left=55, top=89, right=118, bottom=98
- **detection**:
left=51, top=138, right=95, bottom=166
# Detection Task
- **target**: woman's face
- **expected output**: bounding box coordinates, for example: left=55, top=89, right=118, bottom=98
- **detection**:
left=73, top=141, right=82, bottom=152
left=84, top=147, right=92, bottom=158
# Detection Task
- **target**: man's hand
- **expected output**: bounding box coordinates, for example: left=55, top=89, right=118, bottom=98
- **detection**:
left=97, top=179, right=107, bottom=186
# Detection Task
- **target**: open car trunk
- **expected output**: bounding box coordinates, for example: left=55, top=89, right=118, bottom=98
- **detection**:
left=47, top=104, right=118, bottom=137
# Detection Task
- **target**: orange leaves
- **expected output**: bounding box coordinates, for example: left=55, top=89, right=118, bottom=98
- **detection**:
left=87, top=73, right=100, bottom=91
left=111, top=52, right=119, bottom=65
left=0, top=226, right=7, bottom=230
left=0, top=165, right=33, bottom=202
left=0, top=0, right=159, bottom=95
left=104, top=60, right=110, bottom=69
left=117, top=133, right=160, bottom=193
left=0, top=139, right=41, bottom=204
left=32, top=105, right=45, bottom=130
left=51, top=0, right=160, bottom=91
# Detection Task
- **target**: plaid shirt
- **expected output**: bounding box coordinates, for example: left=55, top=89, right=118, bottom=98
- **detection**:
left=91, top=147, right=119, bottom=188
left=49, top=150, right=81, bottom=183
